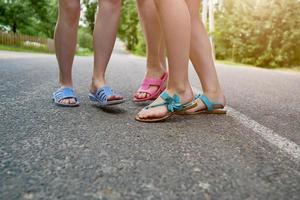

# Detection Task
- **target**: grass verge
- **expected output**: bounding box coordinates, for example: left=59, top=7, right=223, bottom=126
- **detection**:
left=216, top=60, right=300, bottom=73
left=0, top=45, right=93, bottom=56
left=0, top=44, right=52, bottom=54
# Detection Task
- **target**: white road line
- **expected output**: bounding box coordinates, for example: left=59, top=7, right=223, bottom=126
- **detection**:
left=227, top=107, right=300, bottom=163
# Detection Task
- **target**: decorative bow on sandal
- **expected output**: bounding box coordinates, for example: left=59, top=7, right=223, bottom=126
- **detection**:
left=145, top=92, right=183, bottom=112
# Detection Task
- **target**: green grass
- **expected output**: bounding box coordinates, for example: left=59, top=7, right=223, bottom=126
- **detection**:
left=274, top=66, right=300, bottom=72
left=76, top=48, right=93, bottom=56
left=216, top=59, right=300, bottom=73
left=0, top=44, right=93, bottom=56
left=0, top=44, right=53, bottom=54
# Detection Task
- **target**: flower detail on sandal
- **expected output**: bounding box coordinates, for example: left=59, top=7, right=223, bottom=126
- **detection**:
left=145, top=92, right=183, bottom=112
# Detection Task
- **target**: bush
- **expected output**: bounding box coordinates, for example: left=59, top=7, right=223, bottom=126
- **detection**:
left=214, top=0, right=300, bottom=68
left=78, top=27, right=93, bottom=50
left=118, top=0, right=146, bottom=55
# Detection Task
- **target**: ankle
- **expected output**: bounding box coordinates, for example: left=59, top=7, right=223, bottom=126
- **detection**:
left=203, top=89, right=223, bottom=97
left=167, top=83, right=193, bottom=100
left=90, top=77, right=105, bottom=92
left=145, top=65, right=165, bottom=78
left=203, top=90, right=226, bottom=105
left=59, top=81, right=73, bottom=88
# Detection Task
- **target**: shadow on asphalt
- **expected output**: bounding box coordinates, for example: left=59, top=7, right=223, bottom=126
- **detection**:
left=91, top=104, right=127, bottom=114
left=132, top=101, right=154, bottom=107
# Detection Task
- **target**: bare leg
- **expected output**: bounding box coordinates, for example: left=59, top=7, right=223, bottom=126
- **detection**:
left=90, top=0, right=123, bottom=100
left=138, top=0, right=193, bottom=119
left=185, top=0, right=226, bottom=112
left=135, top=0, right=166, bottom=99
left=54, top=0, right=80, bottom=105
left=138, top=0, right=226, bottom=112
left=159, top=38, right=167, bottom=69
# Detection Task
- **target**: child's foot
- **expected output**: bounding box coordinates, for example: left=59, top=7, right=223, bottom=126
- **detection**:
left=57, top=85, right=76, bottom=105
left=137, top=87, right=194, bottom=120
left=186, top=91, right=226, bottom=113
left=90, top=79, right=123, bottom=101
left=134, top=67, right=166, bottom=100
left=59, top=94, right=77, bottom=105
left=53, top=87, right=79, bottom=107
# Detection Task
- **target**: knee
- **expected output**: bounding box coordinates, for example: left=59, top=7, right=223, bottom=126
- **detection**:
left=101, top=0, right=122, bottom=11
left=59, top=0, right=80, bottom=25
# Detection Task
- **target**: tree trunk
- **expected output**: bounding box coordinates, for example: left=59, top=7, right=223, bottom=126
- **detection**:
left=12, top=22, right=17, bottom=33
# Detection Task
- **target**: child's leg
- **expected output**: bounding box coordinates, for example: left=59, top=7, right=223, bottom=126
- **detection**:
left=185, top=0, right=226, bottom=111
left=135, top=0, right=166, bottom=99
left=91, top=0, right=122, bottom=100
left=54, top=0, right=80, bottom=105
left=137, top=0, right=193, bottom=119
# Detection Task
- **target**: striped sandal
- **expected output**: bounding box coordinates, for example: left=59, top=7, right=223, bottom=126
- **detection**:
left=52, top=87, right=79, bottom=107
left=88, top=86, right=125, bottom=107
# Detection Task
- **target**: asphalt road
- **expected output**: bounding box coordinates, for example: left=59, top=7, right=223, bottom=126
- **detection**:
left=1, top=41, right=300, bottom=200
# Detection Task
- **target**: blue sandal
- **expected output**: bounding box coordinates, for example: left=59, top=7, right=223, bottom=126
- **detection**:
left=179, top=94, right=226, bottom=115
left=88, top=86, right=125, bottom=107
left=53, top=87, right=80, bottom=107
left=135, top=92, right=197, bottom=122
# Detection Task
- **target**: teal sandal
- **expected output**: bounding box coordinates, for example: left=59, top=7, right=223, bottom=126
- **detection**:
left=135, top=92, right=197, bottom=122
left=178, top=94, right=226, bottom=115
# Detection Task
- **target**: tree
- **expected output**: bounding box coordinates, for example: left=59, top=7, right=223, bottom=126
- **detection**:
left=0, top=0, right=57, bottom=37
left=28, top=0, right=58, bottom=38
left=82, top=0, right=97, bottom=33
left=118, top=0, right=145, bottom=54
left=0, top=0, right=32, bottom=33
left=214, top=0, right=300, bottom=67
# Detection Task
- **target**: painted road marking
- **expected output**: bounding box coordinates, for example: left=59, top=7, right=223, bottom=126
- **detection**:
left=192, top=87, right=300, bottom=163
left=227, top=107, right=300, bottom=163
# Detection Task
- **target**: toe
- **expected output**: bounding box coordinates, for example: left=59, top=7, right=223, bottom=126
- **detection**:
left=137, top=110, right=145, bottom=118
left=61, top=99, right=68, bottom=105
left=108, top=95, right=123, bottom=101
left=137, top=93, right=143, bottom=99
left=69, top=98, right=76, bottom=104
left=65, top=99, right=71, bottom=105
left=115, top=95, right=123, bottom=100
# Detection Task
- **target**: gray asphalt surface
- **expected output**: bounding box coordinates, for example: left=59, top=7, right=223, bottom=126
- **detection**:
left=1, top=41, right=300, bottom=200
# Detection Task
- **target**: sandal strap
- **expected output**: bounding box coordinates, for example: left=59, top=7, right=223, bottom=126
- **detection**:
left=145, top=92, right=183, bottom=112
left=54, top=87, right=77, bottom=102
left=137, top=72, right=168, bottom=93
left=196, top=94, right=222, bottom=111
left=141, top=78, right=162, bottom=88
left=94, top=86, right=115, bottom=103
left=137, top=79, right=163, bottom=94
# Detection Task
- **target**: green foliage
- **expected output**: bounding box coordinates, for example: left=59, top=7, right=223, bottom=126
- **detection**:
left=118, top=0, right=146, bottom=55
left=214, top=0, right=300, bottom=68
left=82, top=0, right=98, bottom=34
left=0, top=0, right=31, bottom=33
left=0, top=44, right=53, bottom=54
left=78, top=27, right=93, bottom=50
left=0, top=0, right=57, bottom=38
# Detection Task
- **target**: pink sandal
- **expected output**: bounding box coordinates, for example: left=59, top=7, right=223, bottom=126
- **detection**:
left=133, top=72, right=168, bottom=102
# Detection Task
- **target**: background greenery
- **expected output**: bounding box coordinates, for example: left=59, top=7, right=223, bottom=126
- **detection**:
left=0, top=0, right=299, bottom=68
left=0, top=0, right=57, bottom=38
left=214, top=0, right=300, bottom=68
